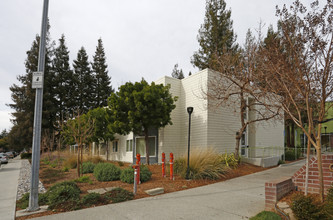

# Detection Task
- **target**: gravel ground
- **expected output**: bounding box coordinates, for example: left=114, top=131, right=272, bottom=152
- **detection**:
left=16, top=160, right=46, bottom=200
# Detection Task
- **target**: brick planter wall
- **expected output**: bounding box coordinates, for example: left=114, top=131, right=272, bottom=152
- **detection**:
left=292, top=154, right=333, bottom=194
left=265, top=177, right=295, bottom=210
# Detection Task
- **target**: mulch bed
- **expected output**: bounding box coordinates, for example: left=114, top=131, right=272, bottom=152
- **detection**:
left=16, top=160, right=268, bottom=220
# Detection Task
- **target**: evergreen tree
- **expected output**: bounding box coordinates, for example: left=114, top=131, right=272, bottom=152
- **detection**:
left=73, top=47, right=94, bottom=113
left=191, top=0, right=238, bottom=70
left=92, top=38, right=113, bottom=108
left=171, top=63, right=185, bottom=79
left=52, top=34, right=75, bottom=119
left=8, top=34, right=55, bottom=151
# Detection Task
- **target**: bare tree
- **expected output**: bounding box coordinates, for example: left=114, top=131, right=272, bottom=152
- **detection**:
left=207, top=30, right=283, bottom=160
left=255, top=0, right=333, bottom=202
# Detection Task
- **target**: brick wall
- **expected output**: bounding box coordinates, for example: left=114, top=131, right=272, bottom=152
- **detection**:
left=292, top=154, right=333, bottom=194
left=265, top=177, right=295, bottom=210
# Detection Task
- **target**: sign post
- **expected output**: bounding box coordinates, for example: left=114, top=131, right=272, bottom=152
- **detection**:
left=28, top=0, right=49, bottom=212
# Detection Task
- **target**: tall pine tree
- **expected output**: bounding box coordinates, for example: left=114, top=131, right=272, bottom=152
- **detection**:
left=191, top=0, right=238, bottom=70
left=9, top=34, right=55, bottom=151
left=73, top=47, right=95, bottom=113
left=91, top=38, right=113, bottom=108
left=52, top=34, right=75, bottom=119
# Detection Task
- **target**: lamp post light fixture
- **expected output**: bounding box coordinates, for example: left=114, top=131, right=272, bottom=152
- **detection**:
left=186, top=107, right=194, bottom=180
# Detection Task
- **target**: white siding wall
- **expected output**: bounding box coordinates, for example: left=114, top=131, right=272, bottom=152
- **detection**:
left=206, top=69, right=241, bottom=154
left=108, top=133, right=134, bottom=163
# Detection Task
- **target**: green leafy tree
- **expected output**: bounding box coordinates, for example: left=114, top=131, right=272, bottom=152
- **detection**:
left=88, top=107, right=115, bottom=160
left=108, top=79, right=177, bottom=164
left=73, top=47, right=95, bottom=113
left=62, top=112, right=94, bottom=177
left=92, top=38, right=114, bottom=108
left=171, top=63, right=184, bottom=79
left=191, top=0, right=238, bottom=70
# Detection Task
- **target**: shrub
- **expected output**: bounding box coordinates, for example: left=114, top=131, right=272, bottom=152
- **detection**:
left=81, top=193, right=107, bottom=207
left=47, top=181, right=81, bottom=211
left=62, top=166, right=69, bottom=172
left=324, top=184, right=333, bottom=218
left=94, top=163, right=121, bottom=181
left=118, top=161, right=125, bottom=167
left=20, top=153, right=32, bottom=159
left=291, top=194, right=325, bottom=220
left=103, top=188, right=134, bottom=203
left=74, top=175, right=92, bottom=184
left=120, top=167, right=135, bottom=184
left=219, top=153, right=239, bottom=168
left=82, top=161, right=95, bottom=174
left=174, top=148, right=230, bottom=180
left=285, top=147, right=303, bottom=161
left=120, top=165, right=152, bottom=184
left=174, top=158, right=186, bottom=174
left=63, top=155, right=77, bottom=169
left=17, top=192, right=49, bottom=209
left=249, top=211, right=281, bottom=220
left=140, top=165, right=152, bottom=183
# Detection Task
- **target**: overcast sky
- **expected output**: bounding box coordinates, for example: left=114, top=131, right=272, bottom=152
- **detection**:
left=0, top=0, right=315, bottom=132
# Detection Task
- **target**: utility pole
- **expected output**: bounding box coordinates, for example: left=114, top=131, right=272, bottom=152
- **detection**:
left=28, top=0, right=49, bottom=211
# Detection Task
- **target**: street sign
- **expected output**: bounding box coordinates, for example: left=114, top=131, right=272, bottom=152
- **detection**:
left=32, top=72, right=44, bottom=89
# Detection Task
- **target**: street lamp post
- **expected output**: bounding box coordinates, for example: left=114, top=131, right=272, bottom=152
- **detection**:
left=186, top=107, right=193, bottom=180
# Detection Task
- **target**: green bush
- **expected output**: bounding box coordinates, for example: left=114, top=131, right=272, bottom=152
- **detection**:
left=120, top=167, right=135, bottom=184
left=291, top=194, right=325, bottom=220
left=17, top=192, right=49, bottom=209
left=140, top=165, right=152, bottom=183
left=74, top=175, right=92, bottom=184
left=62, top=166, right=69, bottom=172
left=285, top=147, right=303, bottom=161
left=249, top=211, right=281, bottom=220
left=103, top=188, right=134, bottom=203
left=47, top=181, right=81, bottom=211
left=81, top=193, right=107, bottom=207
left=20, top=153, right=32, bottom=159
left=324, top=184, right=333, bottom=218
left=120, top=165, right=152, bottom=184
left=82, top=162, right=95, bottom=174
left=93, top=163, right=121, bottom=182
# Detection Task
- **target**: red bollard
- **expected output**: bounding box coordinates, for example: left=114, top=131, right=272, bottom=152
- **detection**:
left=170, top=152, right=174, bottom=180
left=136, top=154, right=141, bottom=184
left=162, top=152, right=166, bottom=177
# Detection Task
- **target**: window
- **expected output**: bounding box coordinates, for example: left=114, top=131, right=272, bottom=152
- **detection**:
left=126, top=139, right=133, bottom=152
left=112, top=140, right=118, bottom=152
left=135, top=137, right=156, bottom=157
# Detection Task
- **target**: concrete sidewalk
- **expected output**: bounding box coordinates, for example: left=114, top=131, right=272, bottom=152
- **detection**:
left=0, top=158, right=22, bottom=220
left=31, top=160, right=305, bottom=220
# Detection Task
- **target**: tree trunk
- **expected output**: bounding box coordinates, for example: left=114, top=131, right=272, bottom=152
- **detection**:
left=80, top=145, right=83, bottom=177
left=317, top=146, right=324, bottom=202
left=235, top=136, right=241, bottom=160
left=106, top=141, right=109, bottom=161
left=77, top=146, right=80, bottom=177
left=144, top=128, right=150, bottom=165
left=305, top=124, right=312, bottom=196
